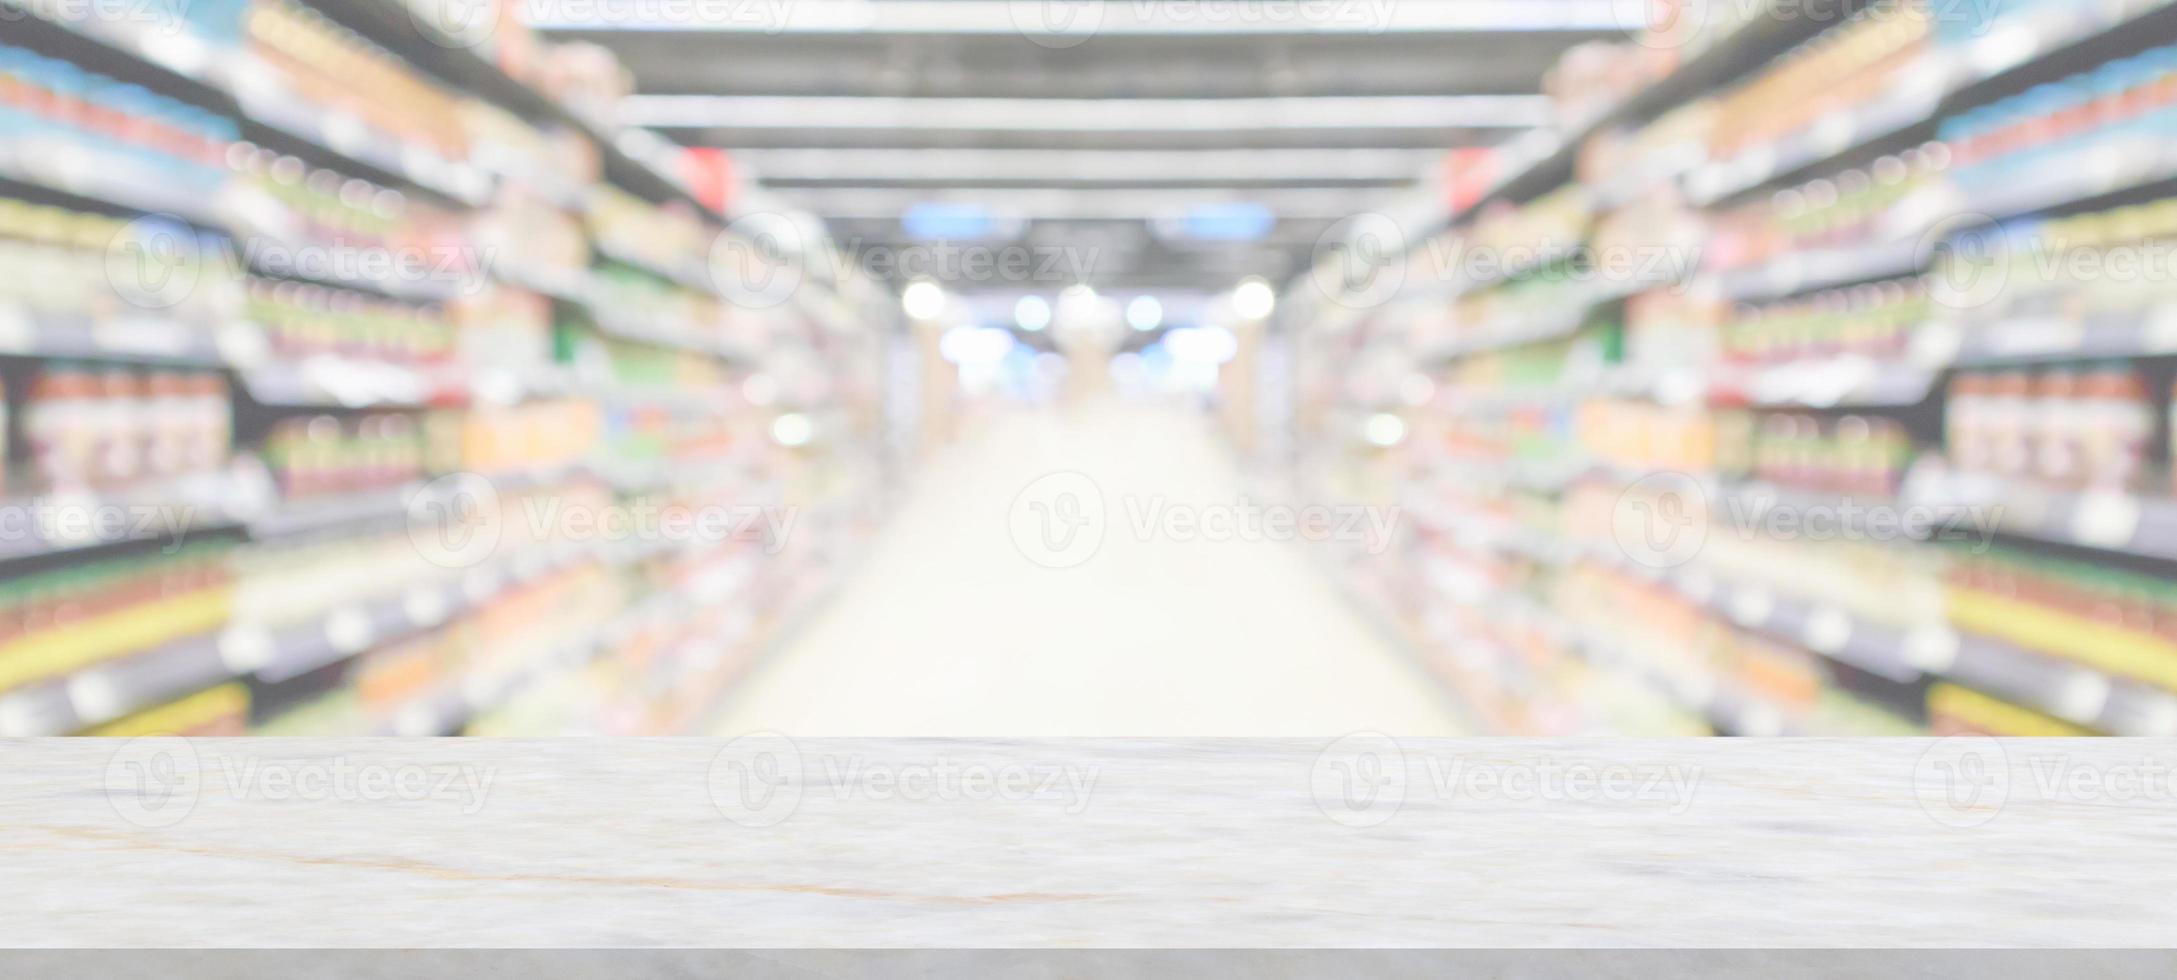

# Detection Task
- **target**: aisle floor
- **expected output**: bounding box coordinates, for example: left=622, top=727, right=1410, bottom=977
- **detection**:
left=711, top=400, right=1466, bottom=736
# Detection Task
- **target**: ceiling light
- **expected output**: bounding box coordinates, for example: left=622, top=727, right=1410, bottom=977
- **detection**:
left=771, top=413, right=815, bottom=448
left=1015, top=295, right=1053, bottom=332
left=1232, top=278, right=1277, bottom=320
left=1364, top=414, right=1408, bottom=448
left=939, top=326, right=1018, bottom=365
left=1165, top=326, right=1239, bottom=365
left=1126, top=296, right=1164, bottom=332
left=901, top=279, right=946, bottom=320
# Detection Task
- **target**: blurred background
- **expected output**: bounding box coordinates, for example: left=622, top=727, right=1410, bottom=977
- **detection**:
left=2, top=0, right=2176, bottom=737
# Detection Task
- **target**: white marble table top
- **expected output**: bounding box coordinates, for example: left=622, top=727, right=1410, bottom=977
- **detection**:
left=3, top=737, right=2174, bottom=947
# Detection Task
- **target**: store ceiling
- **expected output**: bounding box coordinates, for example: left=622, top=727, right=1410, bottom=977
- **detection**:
left=539, top=1, right=1625, bottom=298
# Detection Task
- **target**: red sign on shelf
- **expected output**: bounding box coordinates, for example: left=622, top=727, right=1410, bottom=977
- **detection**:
left=684, top=148, right=739, bottom=215
left=1444, top=148, right=1497, bottom=215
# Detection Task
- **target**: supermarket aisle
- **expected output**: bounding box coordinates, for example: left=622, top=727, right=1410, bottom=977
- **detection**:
left=711, top=400, right=1463, bottom=735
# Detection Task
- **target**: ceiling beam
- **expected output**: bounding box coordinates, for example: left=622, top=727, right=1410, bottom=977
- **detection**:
left=762, top=186, right=1402, bottom=220
left=527, top=0, right=1626, bottom=36
left=620, top=94, right=1551, bottom=132
left=733, top=147, right=1436, bottom=184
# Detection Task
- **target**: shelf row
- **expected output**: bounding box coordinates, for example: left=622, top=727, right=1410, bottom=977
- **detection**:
left=1442, top=0, right=1857, bottom=232
left=1687, top=0, right=2177, bottom=206
left=1439, top=0, right=2177, bottom=251
left=0, top=445, right=743, bottom=566
left=11, top=0, right=704, bottom=219
left=0, top=530, right=685, bottom=736
left=372, top=546, right=760, bottom=737
left=2, top=0, right=861, bottom=336
left=1415, top=496, right=2177, bottom=736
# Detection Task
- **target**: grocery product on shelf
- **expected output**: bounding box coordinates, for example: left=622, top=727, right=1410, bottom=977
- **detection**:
left=226, top=145, right=481, bottom=290
left=0, top=43, right=238, bottom=192
left=449, top=285, right=555, bottom=371
left=1946, top=546, right=2177, bottom=691
left=535, top=41, right=634, bottom=128
left=1705, top=147, right=1950, bottom=271
left=245, top=280, right=454, bottom=365
left=1428, top=265, right=1612, bottom=355
left=243, top=0, right=471, bottom=162
left=1927, top=681, right=2095, bottom=736
left=1721, top=276, right=1931, bottom=363
left=1708, top=1, right=1935, bottom=160
left=585, top=186, right=709, bottom=282
left=459, top=100, right=599, bottom=195
left=1932, top=196, right=2177, bottom=326
left=0, top=198, right=242, bottom=330
left=263, top=413, right=423, bottom=498
left=435, top=399, right=602, bottom=476
left=84, top=683, right=251, bottom=737
left=471, top=190, right=591, bottom=285
left=1542, top=0, right=1766, bottom=129
left=1575, top=399, right=1716, bottom=475
left=0, top=0, right=889, bottom=737
left=0, top=541, right=235, bottom=695
left=23, top=365, right=232, bottom=490
left=1285, top=0, right=2177, bottom=737
left=1740, top=412, right=1917, bottom=496
left=1944, top=364, right=2152, bottom=492
left=1943, top=43, right=2177, bottom=194
left=1579, top=102, right=1715, bottom=199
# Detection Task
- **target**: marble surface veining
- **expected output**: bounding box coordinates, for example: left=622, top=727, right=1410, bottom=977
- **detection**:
left=3, top=738, right=2175, bottom=947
